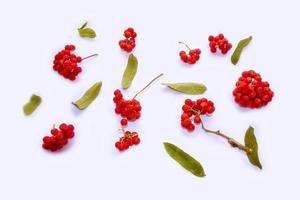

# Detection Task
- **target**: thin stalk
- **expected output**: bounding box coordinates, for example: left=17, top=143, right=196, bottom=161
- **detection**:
left=179, top=41, right=191, bottom=50
left=82, top=53, right=98, bottom=61
left=200, top=122, right=252, bottom=153
left=133, top=73, right=164, bottom=99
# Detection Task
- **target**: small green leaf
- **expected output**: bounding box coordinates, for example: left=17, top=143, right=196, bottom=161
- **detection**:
left=162, top=82, right=207, bottom=95
left=244, top=126, right=262, bottom=169
left=121, top=54, right=138, bottom=89
left=23, top=94, right=42, bottom=116
left=78, top=28, right=96, bottom=38
left=163, top=142, right=205, bottom=177
left=231, top=36, right=252, bottom=65
left=72, top=81, right=102, bottom=110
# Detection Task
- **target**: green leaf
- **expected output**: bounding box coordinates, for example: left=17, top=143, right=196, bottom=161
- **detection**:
left=72, top=81, right=102, bottom=110
left=163, top=142, right=205, bottom=177
left=244, top=126, right=263, bottom=169
left=121, top=54, right=138, bottom=89
left=78, top=28, right=96, bottom=38
left=162, top=82, right=207, bottom=95
left=231, top=36, right=252, bottom=65
left=23, top=94, right=42, bottom=116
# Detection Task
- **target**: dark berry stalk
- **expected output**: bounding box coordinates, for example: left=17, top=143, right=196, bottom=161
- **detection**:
left=189, top=107, right=252, bottom=153
left=200, top=122, right=252, bottom=153
left=132, top=73, right=164, bottom=99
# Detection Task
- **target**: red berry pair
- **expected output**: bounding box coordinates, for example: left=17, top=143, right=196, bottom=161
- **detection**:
left=42, top=123, right=75, bottom=152
left=181, top=98, right=215, bottom=132
left=115, top=131, right=140, bottom=151
left=179, top=42, right=201, bottom=64
left=233, top=70, right=274, bottom=109
left=53, top=44, right=97, bottom=81
left=119, top=27, right=137, bottom=52
left=208, top=33, right=232, bottom=54
left=113, top=89, right=142, bottom=123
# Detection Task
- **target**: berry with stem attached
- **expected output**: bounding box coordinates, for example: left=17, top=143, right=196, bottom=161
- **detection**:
left=53, top=44, right=98, bottom=81
left=179, top=41, right=201, bottom=64
left=113, top=73, right=163, bottom=151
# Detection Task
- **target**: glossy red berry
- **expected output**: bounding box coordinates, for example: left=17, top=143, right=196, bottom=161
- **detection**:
left=120, top=118, right=128, bottom=126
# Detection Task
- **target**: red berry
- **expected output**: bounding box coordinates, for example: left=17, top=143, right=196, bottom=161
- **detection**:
left=59, top=123, right=68, bottom=132
left=120, top=118, right=128, bottom=126
left=133, top=137, right=140, bottom=145
left=194, top=116, right=201, bottom=124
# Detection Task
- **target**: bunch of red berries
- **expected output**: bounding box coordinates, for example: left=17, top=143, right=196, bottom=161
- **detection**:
left=119, top=27, right=137, bottom=52
left=233, top=70, right=274, bottom=108
left=113, top=89, right=142, bottom=151
left=115, top=131, right=140, bottom=151
left=113, top=89, right=142, bottom=123
left=181, top=98, right=215, bottom=132
left=53, top=45, right=83, bottom=81
left=208, top=33, right=232, bottom=54
left=179, top=42, right=201, bottom=64
left=42, top=123, right=75, bottom=152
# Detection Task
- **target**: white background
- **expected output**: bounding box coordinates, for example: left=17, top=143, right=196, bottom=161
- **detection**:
left=0, top=0, right=299, bottom=199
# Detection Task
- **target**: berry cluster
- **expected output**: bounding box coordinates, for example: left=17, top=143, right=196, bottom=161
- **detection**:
left=115, top=131, right=140, bottom=151
left=119, top=27, right=137, bottom=52
left=113, top=89, right=142, bottom=151
left=233, top=70, right=274, bottom=108
left=179, top=42, right=201, bottom=64
left=53, top=45, right=83, bottom=81
left=42, top=123, right=75, bottom=152
left=181, top=98, right=215, bottom=132
left=113, top=89, right=142, bottom=122
left=208, top=33, right=232, bottom=54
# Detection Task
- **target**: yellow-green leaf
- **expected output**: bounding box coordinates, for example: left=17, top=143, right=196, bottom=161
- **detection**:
left=23, top=94, right=42, bottom=116
left=78, top=28, right=96, bottom=38
left=121, top=54, right=138, bottom=89
left=244, top=126, right=262, bottom=169
left=162, top=82, right=207, bottom=94
left=231, top=36, right=252, bottom=65
left=72, top=81, right=102, bottom=110
left=163, top=142, right=205, bottom=177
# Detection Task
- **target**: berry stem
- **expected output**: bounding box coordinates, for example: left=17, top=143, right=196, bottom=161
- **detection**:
left=179, top=41, right=191, bottom=50
left=133, top=73, right=164, bottom=99
left=200, top=121, right=252, bottom=153
left=82, top=53, right=98, bottom=61
left=118, top=128, right=125, bottom=134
